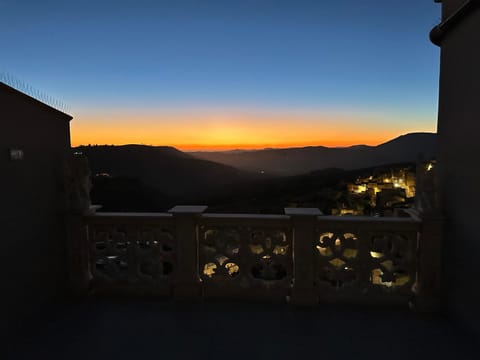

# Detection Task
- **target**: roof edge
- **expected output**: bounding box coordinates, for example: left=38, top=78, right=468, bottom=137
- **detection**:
left=0, top=81, right=73, bottom=121
left=430, top=0, right=479, bottom=46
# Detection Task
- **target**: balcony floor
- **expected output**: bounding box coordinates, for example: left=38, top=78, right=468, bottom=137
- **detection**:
left=6, top=299, right=477, bottom=360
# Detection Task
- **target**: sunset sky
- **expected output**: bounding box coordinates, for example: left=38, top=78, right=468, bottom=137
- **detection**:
left=0, top=0, right=441, bottom=150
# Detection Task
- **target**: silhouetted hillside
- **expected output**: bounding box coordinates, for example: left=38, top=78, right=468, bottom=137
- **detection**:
left=206, top=162, right=416, bottom=214
left=74, top=145, right=259, bottom=207
left=189, top=132, right=436, bottom=176
left=206, top=167, right=346, bottom=214
left=75, top=134, right=431, bottom=213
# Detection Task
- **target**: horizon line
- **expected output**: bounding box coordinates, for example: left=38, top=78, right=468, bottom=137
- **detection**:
left=73, top=141, right=375, bottom=151
left=71, top=131, right=436, bottom=152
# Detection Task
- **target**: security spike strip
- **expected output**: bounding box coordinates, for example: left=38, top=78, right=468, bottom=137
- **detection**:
left=0, top=71, right=69, bottom=113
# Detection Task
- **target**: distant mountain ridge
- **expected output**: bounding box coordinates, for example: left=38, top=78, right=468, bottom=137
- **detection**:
left=74, top=133, right=435, bottom=212
left=189, top=132, right=437, bottom=176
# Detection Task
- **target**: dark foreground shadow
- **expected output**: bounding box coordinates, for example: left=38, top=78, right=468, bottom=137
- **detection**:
left=5, top=299, right=477, bottom=360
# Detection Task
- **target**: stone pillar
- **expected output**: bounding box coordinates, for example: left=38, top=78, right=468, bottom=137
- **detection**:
left=413, top=210, right=444, bottom=312
left=66, top=214, right=90, bottom=297
left=169, top=205, right=208, bottom=301
left=411, top=161, right=444, bottom=312
left=64, top=152, right=95, bottom=297
left=285, top=208, right=322, bottom=306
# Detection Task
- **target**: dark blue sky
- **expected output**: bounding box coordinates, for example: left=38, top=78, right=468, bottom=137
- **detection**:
left=0, top=0, right=442, bottom=147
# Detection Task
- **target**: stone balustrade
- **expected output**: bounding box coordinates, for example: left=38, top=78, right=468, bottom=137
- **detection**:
left=70, top=205, right=441, bottom=309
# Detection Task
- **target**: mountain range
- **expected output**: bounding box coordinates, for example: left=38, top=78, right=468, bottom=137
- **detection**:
left=75, top=132, right=436, bottom=211
left=189, top=132, right=437, bottom=176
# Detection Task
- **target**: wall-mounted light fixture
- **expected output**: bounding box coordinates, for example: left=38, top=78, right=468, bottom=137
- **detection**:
left=9, top=148, right=24, bottom=160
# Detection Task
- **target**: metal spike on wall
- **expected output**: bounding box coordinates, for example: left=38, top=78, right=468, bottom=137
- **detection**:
left=0, top=72, right=70, bottom=114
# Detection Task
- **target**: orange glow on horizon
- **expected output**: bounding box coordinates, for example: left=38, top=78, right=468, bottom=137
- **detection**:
left=70, top=109, right=435, bottom=151
left=165, top=140, right=382, bottom=151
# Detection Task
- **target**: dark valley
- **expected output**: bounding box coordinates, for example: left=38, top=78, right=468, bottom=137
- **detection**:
left=76, top=132, right=436, bottom=214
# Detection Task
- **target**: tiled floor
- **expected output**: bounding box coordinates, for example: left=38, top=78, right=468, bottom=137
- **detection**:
left=6, top=300, right=477, bottom=360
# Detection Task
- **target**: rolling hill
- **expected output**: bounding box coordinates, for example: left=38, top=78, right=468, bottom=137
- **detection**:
left=74, top=145, right=259, bottom=203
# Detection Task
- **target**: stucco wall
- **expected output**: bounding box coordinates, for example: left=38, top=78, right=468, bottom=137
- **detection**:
left=0, top=83, right=72, bottom=337
left=436, top=2, right=480, bottom=336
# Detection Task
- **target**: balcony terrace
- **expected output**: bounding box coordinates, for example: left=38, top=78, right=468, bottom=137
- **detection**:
left=6, top=153, right=464, bottom=359
left=0, top=78, right=464, bottom=359
left=5, top=201, right=474, bottom=359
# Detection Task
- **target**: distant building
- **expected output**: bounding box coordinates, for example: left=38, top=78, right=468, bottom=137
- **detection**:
left=343, top=165, right=416, bottom=214
left=375, top=188, right=406, bottom=210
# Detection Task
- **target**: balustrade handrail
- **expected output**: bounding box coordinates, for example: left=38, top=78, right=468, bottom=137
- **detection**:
left=71, top=207, right=440, bottom=311
left=201, top=213, right=290, bottom=220
left=85, top=211, right=420, bottom=224
left=85, top=212, right=172, bottom=219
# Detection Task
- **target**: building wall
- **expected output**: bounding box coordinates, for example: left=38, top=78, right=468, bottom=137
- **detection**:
left=442, top=0, right=466, bottom=19
left=0, top=83, right=72, bottom=337
left=436, top=2, right=480, bottom=335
